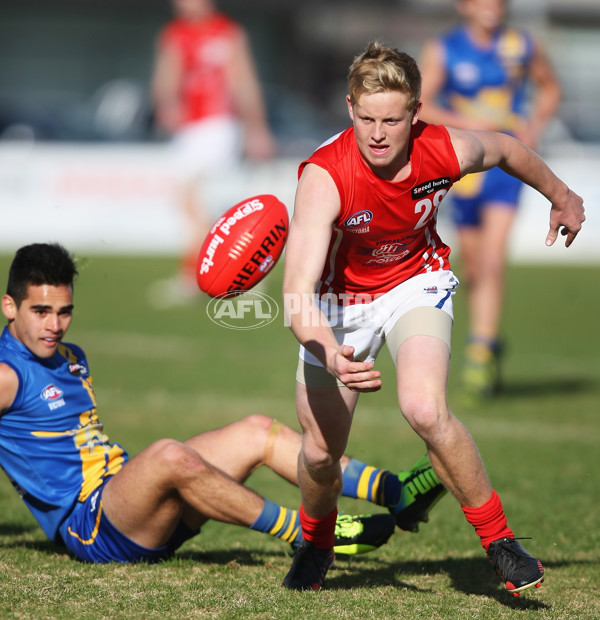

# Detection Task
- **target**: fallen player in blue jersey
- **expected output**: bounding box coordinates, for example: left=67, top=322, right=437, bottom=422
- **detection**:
left=0, top=242, right=446, bottom=564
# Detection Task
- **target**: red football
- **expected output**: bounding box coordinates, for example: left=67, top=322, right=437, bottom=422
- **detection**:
left=196, top=194, right=289, bottom=297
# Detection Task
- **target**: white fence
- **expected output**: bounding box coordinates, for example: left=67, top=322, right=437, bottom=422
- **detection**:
left=0, top=141, right=597, bottom=263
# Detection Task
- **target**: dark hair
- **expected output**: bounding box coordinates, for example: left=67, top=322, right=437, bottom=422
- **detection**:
left=6, top=243, right=78, bottom=306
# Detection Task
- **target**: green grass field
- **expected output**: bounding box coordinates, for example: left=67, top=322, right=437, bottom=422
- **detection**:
left=0, top=254, right=598, bottom=619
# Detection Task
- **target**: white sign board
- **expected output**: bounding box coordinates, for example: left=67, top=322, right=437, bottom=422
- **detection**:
left=0, top=142, right=596, bottom=263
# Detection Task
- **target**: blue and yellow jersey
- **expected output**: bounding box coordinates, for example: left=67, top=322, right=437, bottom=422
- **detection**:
left=0, top=327, right=127, bottom=542
left=439, top=25, right=534, bottom=133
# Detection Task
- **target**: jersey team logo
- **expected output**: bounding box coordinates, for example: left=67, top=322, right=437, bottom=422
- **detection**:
left=68, top=362, right=88, bottom=377
left=40, top=384, right=67, bottom=411
left=344, top=210, right=373, bottom=229
left=41, top=385, right=63, bottom=401
left=366, top=242, right=410, bottom=265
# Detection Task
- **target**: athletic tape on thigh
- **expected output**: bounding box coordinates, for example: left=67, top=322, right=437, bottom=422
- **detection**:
left=263, top=420, right=283, bottom=468
left=386, top=306, right=453, bottom=363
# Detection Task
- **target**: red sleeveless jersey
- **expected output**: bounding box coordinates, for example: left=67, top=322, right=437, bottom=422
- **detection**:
left=159, top=14, right=241, bottom=124
left=299, top=121, right=461, bottom=300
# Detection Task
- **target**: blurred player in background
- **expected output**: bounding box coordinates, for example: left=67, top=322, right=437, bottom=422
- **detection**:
left=282, top=41, right=583, bottom=592
left=418, top=0, right=561, bottom=400
left=0, top=243, right=446, bottom=564
left=149, top=0, right=277, bottom=308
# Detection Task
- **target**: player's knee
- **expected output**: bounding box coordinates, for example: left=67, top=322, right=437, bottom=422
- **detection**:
left=400, top=396, right=445, bottom=437
left=238, top=414, right=278, bottom=454
left=146, top=437, right=178, bottom=455
left=301, top=442, right=338, bottom=473
left=150, top=438, right=206, bottom=474
left=242, top=414, right=275, bottom=435
left=301, top=447, right=343, bottom=496
left=486, top=259, right=505, bottom=281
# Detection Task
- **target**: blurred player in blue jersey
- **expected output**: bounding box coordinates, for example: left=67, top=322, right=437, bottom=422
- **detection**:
left=419, top=0, right=561, bottom=400
left=0, top=243, right=445, bottom=564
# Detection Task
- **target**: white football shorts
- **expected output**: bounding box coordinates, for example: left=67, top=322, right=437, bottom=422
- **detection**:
left=296, top=269, right=459, bottom=387
left=169, top=115, right=243, bottom=181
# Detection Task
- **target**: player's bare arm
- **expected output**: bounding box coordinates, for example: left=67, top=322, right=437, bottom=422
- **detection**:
left=226, top=29, right=276, bottom=161
left=151, top=42, right=183, bottom=133
left=518, top=38, right=561, bottom=148
left=0, top=363, right=18, bottom=413
left=448, top=127, right=585, bottom=247
left=283, top=164, right=381, bottom=390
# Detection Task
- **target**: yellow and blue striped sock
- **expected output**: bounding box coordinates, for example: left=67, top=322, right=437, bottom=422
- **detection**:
left=342, top=458, right=401, bottom=507
left=250, top=498, right=302, bottom=546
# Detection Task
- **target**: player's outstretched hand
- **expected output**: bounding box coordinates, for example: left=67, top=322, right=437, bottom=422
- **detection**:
left=331, top=345, right=382, bottom=392
left=546, top=187, right=585, bottom=248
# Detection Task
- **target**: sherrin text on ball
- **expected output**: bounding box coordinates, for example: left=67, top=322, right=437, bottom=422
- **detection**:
left=196, top=194, right=289, bottom=297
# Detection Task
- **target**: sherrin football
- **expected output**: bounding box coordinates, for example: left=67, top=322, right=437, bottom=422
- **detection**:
left=196, top=194, right=289, bottom=297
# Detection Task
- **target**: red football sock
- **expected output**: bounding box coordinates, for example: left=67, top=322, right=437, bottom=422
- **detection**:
left=299, top=504, right=337, bottom=549
left=461, top=490, right=514, bottom=552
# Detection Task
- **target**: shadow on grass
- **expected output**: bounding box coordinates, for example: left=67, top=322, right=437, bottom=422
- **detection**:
left=0, top=523, right=67, bottom=557
left=0, top=538, right=65, bottom=556
left=1, top=537, right=588, bottom=611
left=178, top=549, right=594, bottom=609
left=0, top=523, right=38, bottom=536
left=496, top=376, right=596, bottom=400
left=0, top=521, right=66, bottom=556
left=177, top=548, right=267, bottom=567
left=327, top=556, right=551, bottom=609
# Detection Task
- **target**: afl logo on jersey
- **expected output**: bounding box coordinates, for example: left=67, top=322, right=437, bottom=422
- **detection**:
left=344, top=210, right=373, bottom=228
left=41, top=385, right=63, bottom=401
left=41, top=384, right=66, bottom=410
